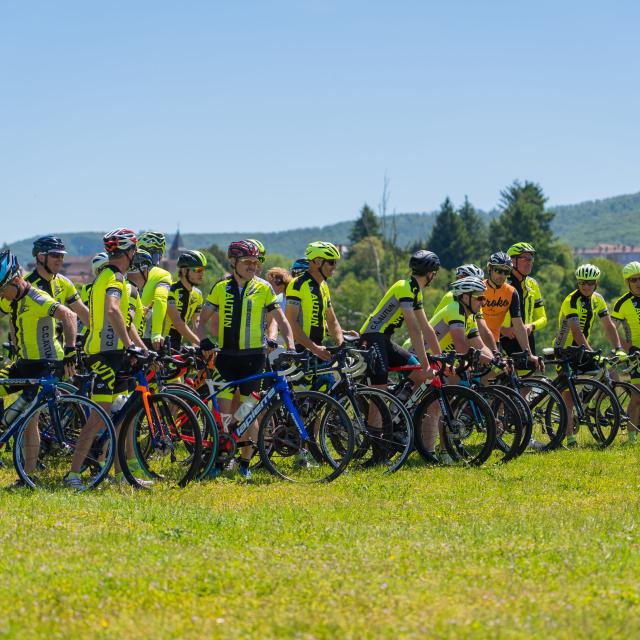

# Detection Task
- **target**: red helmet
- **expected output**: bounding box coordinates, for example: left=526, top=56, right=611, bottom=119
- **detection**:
left=103, top=228, right=137, bottom=254
left=227, top=240, right=260, bottom=259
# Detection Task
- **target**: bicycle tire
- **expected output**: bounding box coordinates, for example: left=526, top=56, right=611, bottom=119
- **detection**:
left=491, top=384, right=533, bottom=458
left=520, top=377, right=567, bottom=451
left=612, top=381, right=640, bottom=437
left=475, top=386, right=523, bottom=464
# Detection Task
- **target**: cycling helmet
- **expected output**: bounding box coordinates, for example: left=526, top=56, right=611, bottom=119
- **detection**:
left=130, top=249, right=154, bottom=271
left=177, top=250, right=207, bottom=269
left=575, top=264, right=601, bottom=281
left=305, top=241, right=341, bottom=261
left=103, top=228, right=137, bottom=254
left=450, top=276, right=487, bottom=296
left=32, top=236, right=66, bottom=256
left=138, top=231, right=166, bottom=254
left=247, top=239, right=266, bottom=262
left=455, top=264, right=485, bottom=279
left=91, top=252, right=109, bottom=277
left=290, top=258, right=309, bottom=277
left=228, top=240, right=260, bottom=259
left=488, top=252, right=513, bottom=268
left=507, top=242, right=536, bottom=257
left=409, top=250, right=440, bottom=275
left=622, top=261, right=640, bottom=280
left=0, top=250, right=20, bottom=289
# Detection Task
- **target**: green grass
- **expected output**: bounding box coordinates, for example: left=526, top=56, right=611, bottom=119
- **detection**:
left=0, top=445, right=639, bottom=639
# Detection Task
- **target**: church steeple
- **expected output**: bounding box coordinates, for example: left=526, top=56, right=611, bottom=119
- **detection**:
left=169, top=226, right=186, bottom=259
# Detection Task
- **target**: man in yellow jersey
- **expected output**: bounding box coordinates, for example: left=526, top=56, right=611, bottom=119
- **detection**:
left=163, top=250, right=206, bottom=348
left=247, top=239, right=266, bottom=276
left=611, top=261, right=640, bottom=443
left=285, top=241, right=347, bottom=360
left=0, top=250, right=78, bottom=488
left=26, top=236, right=90, bottom=341
left=197, top=240, right=295, bottom=479
left=360, top=250, right=441, bottom=389
left=501, top=242, right=547, bottom=357
left=555, top=263, right=624, bottom=447
left=69, top=228, right=148, bottom=488
left=127, top=247, right=172, bottom=350
left=77, top=252, right=109, bottom=341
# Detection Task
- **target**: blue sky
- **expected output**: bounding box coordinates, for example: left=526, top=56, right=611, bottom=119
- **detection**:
left=2, top=1, right=639, bottom=242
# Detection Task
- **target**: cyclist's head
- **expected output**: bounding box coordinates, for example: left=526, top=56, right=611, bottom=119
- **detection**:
left=451, top=275, right=487, bottom=312
left=507, top=242, right=536, bottom=258
left=455, top=264, right=484, bottom=280
left=305, top=242, right=340, bottom=280
left=487, top=252, right=513, bottom=283
left=128, top=249, right=154, bottom=274
left=103, top=228, right=137, bottom=256
left=575, top=263, right=601, bottom=281
left=228, top=240, right=260, bottom=280
left=32, top=236, right=66, bottom=275
left=0, top=250, right=21, bottom=295
left=178, top=250, right=207, bottom=285
left=622, top=261, right=640, bottom=282
left=266, top=267, right=292, bottom=293
left=246, top=239, right=266, bottom=263
left=228, top=240, right=260, bottom=260
left=138, top=231, right=166, bottom=265
left=507, top=242, right=535, bottom=277
left=409, top=250, right=440, bottom=283
left=290, top=258, right=309, bottom=277
left=91, top=252, right=109, bottom=277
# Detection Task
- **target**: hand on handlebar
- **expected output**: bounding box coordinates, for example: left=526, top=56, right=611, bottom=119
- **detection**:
left=312, top=345, right=332, bottom=361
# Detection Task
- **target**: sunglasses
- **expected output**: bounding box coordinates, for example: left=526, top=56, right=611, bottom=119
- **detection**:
left=472, top=295, right=487, bottom=303
left=577, top=280, right=597, bottom=286
left=190, top=267, right=205, bottom=273
left=322, top=259, right=337, bottom=266
left=238, top=258, right=260, bottom=266
left=46, top=252, right=65, bottom=259
left=628, top=276, right=640, bottom=284
left=491, top=268, right=511, bottom=275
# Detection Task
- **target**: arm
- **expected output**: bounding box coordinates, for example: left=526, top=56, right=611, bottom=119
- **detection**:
left=128, top=322, right=147, bottom=350
left=567, top=317, right=590, bottom=349
left=404, top=309, right=431, bottom=372
left=265, top=316, right=278, bottom=342
left=477, top=316, right=499, bottom=353
left=415, top=308, right=441, bottom=356
left=53, top=305, right=78, bottom=353
left=150, top=283, right=171, bottom=348
left=196, top=305, right=215, bottom=341
left=270, top=308, right=295, bottom=350
left=285, top=302, right=330, bottom=359
left=166, top=304, right=200, bottom=346
left=70, top=298, right=90, bottom=327
left=468, top=335, right=495, bottom=363
left=530, top=301, right=547, bottom=333
left=602, top=315, right=623, bottom=351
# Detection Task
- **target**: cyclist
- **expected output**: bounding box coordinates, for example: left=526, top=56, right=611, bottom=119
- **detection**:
left=360, top=250, right=441, bottom=390
left=0, top=249, right=78, bottom=488
left=26, top=236, right=90, bottom=340
left=484, top=252, right=541, bottom=370
left=501, top=242, right=547, bottom=357
left=127, top=248, right=172, bottom=350
left=197, top=240, right=295, bottom=479
left=69, top=228, right=148, bottom=488
left=77, top=252, right=109, bottom=339
left=554, top=263, right=624, bottom=447
left=611, top=261, right=640, bottom=443
left=290, top=258, right=309, bottom=278
left=163, top=250, right=206, bottom=348
left=265, top=267, right=293, bottom=345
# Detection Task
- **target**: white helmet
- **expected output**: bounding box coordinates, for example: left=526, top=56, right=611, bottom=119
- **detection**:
left=91, top=251, right=109, bottom=277
left=450, top=276, right=487, bottom=296
left=456, top=264, right=485, bottom=279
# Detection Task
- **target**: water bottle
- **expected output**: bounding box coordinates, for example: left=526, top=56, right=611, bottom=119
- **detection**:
left=233, top=392, right=260, bottom=423
left=0, top=395, right=31, bottom=431
left=111, top=394, right=127, bottom=417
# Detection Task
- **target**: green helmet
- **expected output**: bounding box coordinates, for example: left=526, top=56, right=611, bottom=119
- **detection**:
left=138, top=231, right=166, bottom=254
left=128, top=249, right=154, bottom=272
left=622, top=261, right=640, bottom=280
left=177, top=250, right=207, bottom=269
left=246, top=239, right=266, bottom=262
left=305, top=241, right=341, bottom=261
left=507, top=242, right=536, bottom=257
left=575, top=264, right=601, bottom=281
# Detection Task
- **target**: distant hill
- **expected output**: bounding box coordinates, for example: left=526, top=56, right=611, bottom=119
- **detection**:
left=6, top=190, right=640, bottom=263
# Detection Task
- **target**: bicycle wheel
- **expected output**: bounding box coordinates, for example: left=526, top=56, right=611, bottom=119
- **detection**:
left=520, top=378, right=567, bottom=451
left=117, top=392, right=202, bottom=487
left=163, top=383, right=219, bottom=480
left=492, top=384, right=533, bottom=458
left=413, top=386, right=496, bottom=466
left=13, top=394, right=115, bottom=490
left=475, top=386, right=523, bottom=464
left=257, top=390, right=354, bottom=483
left=613, top=381, right=640, bottom=438
left=558, top=377, right=620, bottom=447
left=340, top=385, right=413, bottom=473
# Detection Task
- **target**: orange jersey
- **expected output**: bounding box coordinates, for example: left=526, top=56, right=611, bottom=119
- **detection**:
left=483, top=281, right=521, bottom=340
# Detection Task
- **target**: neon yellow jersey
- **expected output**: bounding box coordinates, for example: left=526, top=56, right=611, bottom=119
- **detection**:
left=127, top=283, right=144, bottom=334
left=611, top=292, right=640, bottom=347
left=503, top=275, right=547, bottom=333
left=85, top=265, right=130, bottom=355
left=25, top=271, right=80, bottom=307
left=554, top=290, right=609, bottom=348
left=204, top=276, right=278, bottom=353
left=430, top=300, right=479, bottom=353
left=138, top=266, right=172, bottom=341
left=77, top=282, right=93, bottom=336
left=360, top=277, right=423, bottom=336
left=0, top=285, right=63, bottom=360
left=163, top=281, right=203, bottom=346
left=433, top=291, right=453, bottom=317
left=285, top=273, right=332, bottom=345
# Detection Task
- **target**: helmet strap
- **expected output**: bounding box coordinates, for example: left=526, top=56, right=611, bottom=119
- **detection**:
left=461, top=294, right=473, bottom=314
left=38, top=254, right=54, bottom=277
left=184, top=268, right=195, bottom=289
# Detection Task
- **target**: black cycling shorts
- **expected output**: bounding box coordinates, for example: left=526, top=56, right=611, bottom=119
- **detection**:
left=88, top=351, right=129, bottom=403
left=500, top=333, right=537, bottom=356
left=360, top=333, right=413, bottom=385
left=215, top=351, right=266, bottom=398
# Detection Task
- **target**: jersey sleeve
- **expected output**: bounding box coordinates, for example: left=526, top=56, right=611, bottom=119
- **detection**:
left=205, top=282, right=222, bottom=310
left=105, top=271, right=124, bottom=298
left=595, top=294, right=609, bottom=317
left=264, top=282, right=279, bottom=312
left=59, top=275, right=80, bottom=305
left=509, top=289, right=522, bottom=318
left=561, top=293, right=579, bottom=320
left=150, top=277, right=172, bottom=340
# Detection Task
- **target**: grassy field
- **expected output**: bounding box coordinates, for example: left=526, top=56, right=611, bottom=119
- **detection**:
left=0, top=445, right=639, bottom=639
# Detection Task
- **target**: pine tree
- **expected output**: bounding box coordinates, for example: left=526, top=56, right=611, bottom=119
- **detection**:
left=349, top=204, right=381, bottom=244
left=457, top=196, right=488, bottom=265
left=425, top=198, right=468, bottom=270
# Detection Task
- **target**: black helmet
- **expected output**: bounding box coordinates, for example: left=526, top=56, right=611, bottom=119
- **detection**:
left=32, top=236, right=66, bottom=257
left=409, top=250, right=440, bottom=275
left=177, top=250, right=207, bottom=269
left=128, top=249, right=154, bottom=272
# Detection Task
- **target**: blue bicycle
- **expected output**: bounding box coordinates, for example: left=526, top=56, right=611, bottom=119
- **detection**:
left=0, top=368, right=115, bottom=489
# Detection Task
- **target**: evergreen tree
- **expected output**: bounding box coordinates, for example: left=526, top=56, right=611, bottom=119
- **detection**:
left=489, top=181, right=557, bottom=266
left=425, top=198, right=467, bottom=270
left=349, top=204, right=381, bottom=244
left=457, top=196, right=488, bottom=265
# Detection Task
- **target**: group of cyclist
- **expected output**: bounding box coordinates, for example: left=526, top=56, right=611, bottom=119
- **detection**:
left=0, top=226, right=639, bottom=487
